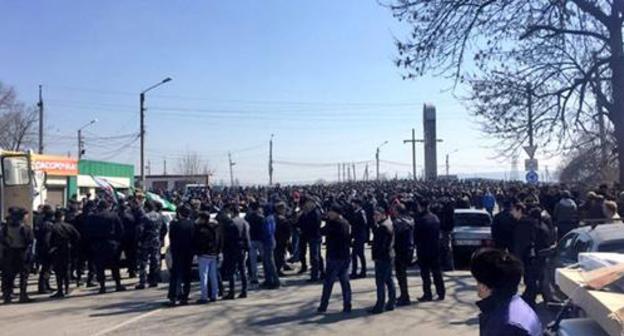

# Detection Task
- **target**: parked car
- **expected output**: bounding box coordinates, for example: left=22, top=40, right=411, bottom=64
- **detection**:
left=451, top=209, right=493, bottom=265
left=541, top=223, right=624, bottom=304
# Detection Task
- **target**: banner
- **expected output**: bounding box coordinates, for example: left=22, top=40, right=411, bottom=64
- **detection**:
left=32, top=154, right=78, bottom=176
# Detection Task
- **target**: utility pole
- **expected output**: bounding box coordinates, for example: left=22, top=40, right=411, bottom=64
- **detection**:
left=376, top=140, right=388, bottom=181
left=364, top=164, right=369, bottom=181
left=228, top=152, right=235, bottom=187
left=77, top=129, right=83, bottom=159
left=140, top=92, right=146, bottom=187
left=269, top=134, right=274, bottom=186
left=163, top=158, right=167, bottom=175
left=446, top=154, right=449, bottom=177
left=352, top=163, right=356, bottom=182
left=38, top=85, right=44, bottom=154
left=403, top=128, right=424, bottom=181
left=147, top=160, right=151, bottom=175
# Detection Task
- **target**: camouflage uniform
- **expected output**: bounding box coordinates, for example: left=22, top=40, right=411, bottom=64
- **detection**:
left=137, top=210, right=166, bottom=287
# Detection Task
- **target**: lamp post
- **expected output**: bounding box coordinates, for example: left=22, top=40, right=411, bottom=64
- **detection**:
left=77, top=118, right=98, bottom=159
left=140, top=77, right=172, bottom=188
left=445, top=149, right=459, bottom=177
left=375, top=140, right=388, bottom=181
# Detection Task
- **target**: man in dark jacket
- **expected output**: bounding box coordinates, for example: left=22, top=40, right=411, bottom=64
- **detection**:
left=194, top=212, right=223, bottom=304
left=317, top=203, right=352, bottom=313
left=35, top=205, right=55, bottom=294
left=221, top=204, right=251, bottom=299
left=166, top=205, right=195, bottom=306
left=297, top=197, right=324, bottom=282
left=369, top=207, right=396, bottom=314
left=274, top=202, right=291, bottom=276
left=245, top=202, right=265, bottom=285
left=392, top=203, right=414, bottom=306
left=118, top=201, right=138, bottom=278
left=349, top=199, right=368, bottom=278
left=85, top=200, right=126, bottom=294
left=492, top=199, right=515, bottom=251
left=1, top=207, right=34, bottom=304
left=48, top=209, right=81, bottom=298
left=471, top=248, right=542, bottom=336
left=414, top=198, right=445, bottom=302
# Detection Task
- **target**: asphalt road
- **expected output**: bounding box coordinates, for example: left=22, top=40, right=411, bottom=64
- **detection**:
left=2, top=258, right=484, bottom=336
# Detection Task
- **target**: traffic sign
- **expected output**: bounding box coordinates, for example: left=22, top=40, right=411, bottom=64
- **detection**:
left=525, top=159, right=539, bottom=171
left=524, top=145, right=537, bottom=158
left=526, top=170, right=539, bottom=184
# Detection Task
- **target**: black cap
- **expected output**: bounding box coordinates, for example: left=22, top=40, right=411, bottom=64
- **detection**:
left=328, top=203, right=343, bottom=215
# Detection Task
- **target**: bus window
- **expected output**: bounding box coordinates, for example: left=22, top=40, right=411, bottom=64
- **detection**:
left=2, top=156, right=31, bottom=186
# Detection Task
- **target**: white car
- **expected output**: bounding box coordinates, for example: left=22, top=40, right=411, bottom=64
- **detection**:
left=451, top=209, right=493, bottom=264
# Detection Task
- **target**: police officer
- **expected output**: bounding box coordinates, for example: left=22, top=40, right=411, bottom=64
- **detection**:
left=48, top=209, right=81, bottom=298
left=392, top=203, right=414, bottom=306
left=1, top=207, right=34, bottom=304
left=136, top=200, right=166, bottom=289
left=35, top=205, right=55, bottom=294
left=414, top=198, right=446, bottom=302
left=85, top=200, right=126, bottom=294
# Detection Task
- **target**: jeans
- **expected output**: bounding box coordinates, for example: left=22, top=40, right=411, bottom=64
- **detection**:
left=319, top=259, right=351, bottom=310
left=305, top=237, right=323, bottom=280
left=249, top=240, right=264, bottom=282
left=262, top=239, right=280, bottom=286
left=374, top=258, right=396, bottom=309
left=198, top=255, right=218, bottom=300
left=419, top=258, right=445, bottom=299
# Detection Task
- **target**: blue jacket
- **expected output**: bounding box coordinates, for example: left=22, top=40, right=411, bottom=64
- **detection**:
left=263, top=214, right=276, bottom=246
left=477, top=294, right=542, bottom=336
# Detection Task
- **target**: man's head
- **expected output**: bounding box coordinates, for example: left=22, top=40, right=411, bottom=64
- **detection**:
left=327, top=203, right=343, bottom=221
left=510, top=202, right=526, bottom=220
left=471, top=248, right=523, bottom=299
left=54, top=209, right=66, bottom=222
left=9, top=207, right=28, bottom=223
left=177, top=204, right=192, bottom=219
left=373, top=206, right=387, bottom=223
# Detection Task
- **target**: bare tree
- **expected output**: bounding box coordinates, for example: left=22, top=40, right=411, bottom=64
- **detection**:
left=176, top=152, right=204, bottom=176
left=0, top=82, right=38, bottom=151
left=388, top=0, right=624, bottom=182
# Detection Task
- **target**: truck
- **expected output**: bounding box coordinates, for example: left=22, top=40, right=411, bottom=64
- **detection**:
left=0, top=150, right=37, bottom=225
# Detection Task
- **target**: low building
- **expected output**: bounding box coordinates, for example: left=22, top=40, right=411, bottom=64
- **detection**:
left=32, top=154, right=79, bottom=208
left=138, top=174, right=210, bottom=192
left=68, top=160, right=134, bottom=201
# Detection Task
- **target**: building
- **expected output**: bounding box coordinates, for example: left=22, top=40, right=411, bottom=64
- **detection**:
left=423, top=104, right=438, bottom=180
left=68, top=160, right=134, bottom=201
left=32, top=154, right=79, bottom=208
left=138, top=174, right=211, bottom=192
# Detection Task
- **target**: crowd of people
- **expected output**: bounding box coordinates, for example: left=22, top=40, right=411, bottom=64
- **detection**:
left=1, top=179, right=622, bottom=334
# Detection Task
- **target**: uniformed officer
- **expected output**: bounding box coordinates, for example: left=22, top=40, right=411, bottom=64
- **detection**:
left=1, top=207, right=34, bottom=304
left=48, top=209, right=81, bottom=298
left=136, top=200, right=166, bottom=289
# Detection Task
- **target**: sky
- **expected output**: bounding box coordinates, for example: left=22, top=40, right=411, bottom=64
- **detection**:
left=0, top=1, right=559, bottom=185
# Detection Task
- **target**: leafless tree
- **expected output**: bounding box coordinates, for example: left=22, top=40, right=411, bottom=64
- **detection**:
left=388, top=0, right=624, bottom=182
left=0, top=82, right=38, bottom=151
left=177, top=152, right=206, bottom=176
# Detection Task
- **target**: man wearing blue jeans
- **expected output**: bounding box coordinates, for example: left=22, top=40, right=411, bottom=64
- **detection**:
left=193, top=213, right=222, bottom=304
left=245, top=203, right=266, bottom=285
left=261, top=209, right=281, bottom=289
left=317, top=204, right=352, bottom=313
left=369, top=207, right=396, bottom=314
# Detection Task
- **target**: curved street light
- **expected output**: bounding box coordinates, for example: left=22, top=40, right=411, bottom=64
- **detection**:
left=77, top=118, right=98, bottom=159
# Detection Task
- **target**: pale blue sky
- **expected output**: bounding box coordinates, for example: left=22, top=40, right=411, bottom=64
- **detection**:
left=0, top=1, right=557, bottom=184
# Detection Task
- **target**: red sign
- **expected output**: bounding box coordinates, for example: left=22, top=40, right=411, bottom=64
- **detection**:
left=32, top=155, right=78, bottom=176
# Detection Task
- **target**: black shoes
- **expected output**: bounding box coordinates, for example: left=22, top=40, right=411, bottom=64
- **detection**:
left=223, top=293, right=235, bottom=300
left=367, top=307, right=383, bottom=314
left=396, top=298, right=411, bottom=307
left=135, top=284, right=146, bottom=290
left=116, top=285, right=127, bottom=292
left=195, top=299, right=208, bottom=305
left=98, top=287, right=107, bottom=294
left=343, top=304, right=352, bottom=313
left=238, top=292, right=247, bottom=299
left=316, top=306, right=327, bottom=314
left=418, top=295, right=433, bottom=302
left=50, top=292, right=65, bottom=299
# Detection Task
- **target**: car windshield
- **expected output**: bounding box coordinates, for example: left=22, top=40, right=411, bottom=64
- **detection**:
left=454, top=213, right=491, bottom=227
left=598, top=241, right=624, bottom=253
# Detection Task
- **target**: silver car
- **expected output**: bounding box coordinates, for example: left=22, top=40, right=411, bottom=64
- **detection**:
left=452, top=209, right=493, bottom=264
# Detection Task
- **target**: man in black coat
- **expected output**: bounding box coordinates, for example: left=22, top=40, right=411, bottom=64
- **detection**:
left=35, top=205, right=55, bottom=294
left=166, top=205, right=195, bottom=306
left=1, top=207, right=34, bottom=304
left=48, top=209, right=81, bottom=298
left=492, top=199, right=514, bottom=251
left=221, top=204, right=251, bottom=300
left=349, top=199, right=368, bottom=278
left=118, top=201, right=138, bottom=278
left=317, top=203, right=352, bottom=313
left=392, top=203, right=415, bottom=306
left=85, top=200, right=126, bottom=294
left=369, top=207, right=396, bottom=314
left=274, top=202, right=292, bottom=276
left=414, top=198, right=445, bottom=302
left=297, top=197, right=324, bottom=282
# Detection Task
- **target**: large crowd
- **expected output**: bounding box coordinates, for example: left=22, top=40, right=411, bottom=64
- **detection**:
left=1, top=179, right=623, bottom=335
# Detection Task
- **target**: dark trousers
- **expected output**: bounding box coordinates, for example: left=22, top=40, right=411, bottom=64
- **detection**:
left=1, top=248, right=29, bottom=300
left=374, top=258, right=396, bottom=309
left=522, top=257, right=544, bottom=307
left=168, top=253, right=193, bottom=302
left=394, top=257, right=410, bottom=301
left=299, top=236, right=324, bottom=280
left=123, top=238, right=138, bottom=275
left=319, top=259, right=351, bottom=310
left=274, top=241, right=287, bottom=273
left=439, top=231, right=455, bottom=271
left=351, top=234, right=366, bottom=276
left=52, top=250, right=71, bottom=295
left=419, top=258, right=445, bottom=298
left=223, top=249, right=248, bottom=295
left=37, top=254, right=52, bottom=292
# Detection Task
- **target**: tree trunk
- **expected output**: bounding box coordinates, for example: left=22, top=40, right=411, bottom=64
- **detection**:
left=608, top=13, right=624, bottom=184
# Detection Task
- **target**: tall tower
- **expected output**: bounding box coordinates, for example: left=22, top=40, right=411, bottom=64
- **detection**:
left=423, top=104, right=438, bottom=180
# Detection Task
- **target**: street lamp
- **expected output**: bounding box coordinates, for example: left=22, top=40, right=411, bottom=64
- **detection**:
left=140, top=77, right=172, bottom=188
left=375, top=140, right=388, bottom=181
left=77, top=118, right=98, bottom=159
